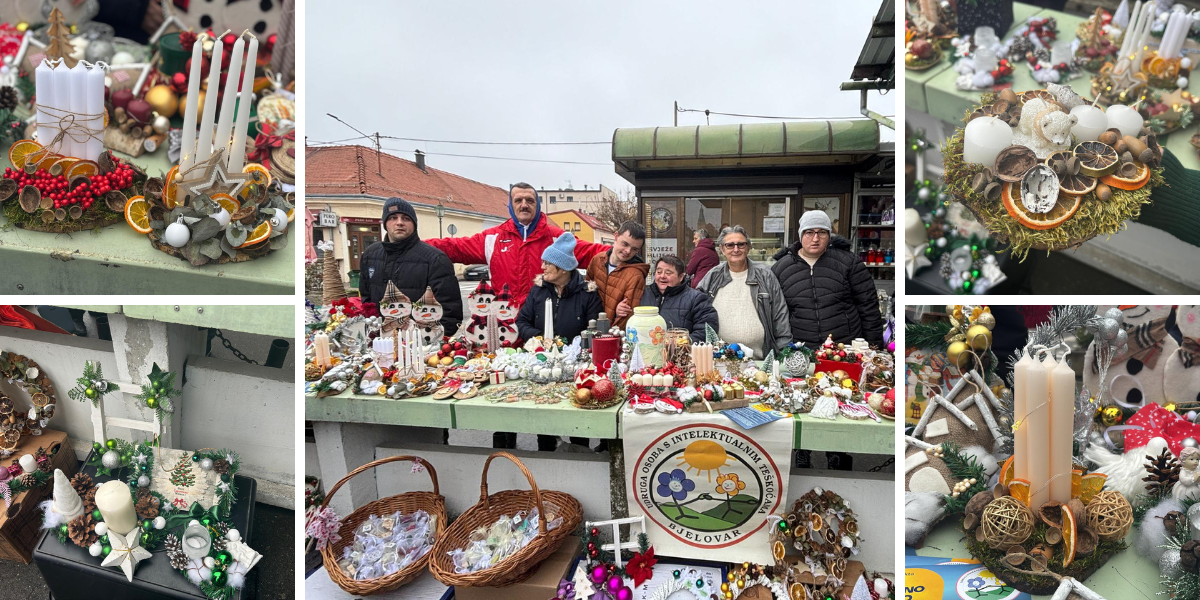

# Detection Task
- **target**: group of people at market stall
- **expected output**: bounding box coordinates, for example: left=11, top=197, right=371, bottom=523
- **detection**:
left=355, top=184, right=885, bottom=450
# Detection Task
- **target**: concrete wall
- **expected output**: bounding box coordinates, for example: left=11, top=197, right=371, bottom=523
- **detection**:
left=0, top=325, right=295, bottom=508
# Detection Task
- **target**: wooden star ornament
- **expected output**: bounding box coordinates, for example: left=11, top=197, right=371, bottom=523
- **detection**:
left=101, top=528, right=152, bottom=582
left=177, top=149, right=251, bottom=205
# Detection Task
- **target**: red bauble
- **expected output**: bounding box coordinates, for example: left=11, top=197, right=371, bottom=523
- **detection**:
left=590, top=527, right=599, bottom=536
left=881, top=397, right=896, bottom=417
left=592, top=379, right=616, bottom=402
left=911, top=39, right=934, bottom=59
left=111, top=88, right=134, bottom=112
left=170, top=71, right=188, bottom=95
left=441, top=343, right=452, bottom=353
left=703, top=389, right=713, bottom=401
left=186, top=55, right=210, bottom=81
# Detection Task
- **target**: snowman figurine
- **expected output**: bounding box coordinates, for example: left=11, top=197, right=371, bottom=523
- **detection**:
left=378, top=281, right=413, bottom=335
left=465, top=280, right=497, bottom=346
left=412, top=287, right=445, bottom=347
left=1165, top=305, right=1200, bottom=408
left=1084, top=305, right=1176, bottom=407
left=493, top=284, right=520, bottom=348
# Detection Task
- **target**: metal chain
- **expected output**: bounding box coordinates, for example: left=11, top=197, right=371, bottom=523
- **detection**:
left=868, top=456, right=894, bottom=472
left=212, top=329, right=259, bottom=365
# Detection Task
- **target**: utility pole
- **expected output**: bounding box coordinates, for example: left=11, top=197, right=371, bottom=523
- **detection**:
left=673, top=100, right=677, bottom=126
left=374, top=132, right=383, bottom=176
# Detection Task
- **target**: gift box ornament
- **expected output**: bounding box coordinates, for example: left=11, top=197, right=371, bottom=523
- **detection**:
left=489, top=371, right=505, bottom=385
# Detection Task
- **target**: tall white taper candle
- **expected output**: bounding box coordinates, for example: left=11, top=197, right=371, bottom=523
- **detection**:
left=212, top=36, right=244, bottom=161
left=194, top=38, right=223, bottom=164
left=1049, top=353, right=1075, bottom=503
left=180, top=36, right=205, bottom=172
left=228, top=35, right=257, bottom=172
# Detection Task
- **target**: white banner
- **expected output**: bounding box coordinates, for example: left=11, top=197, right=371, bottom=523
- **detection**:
left=623, top=410, right=793, bottom=563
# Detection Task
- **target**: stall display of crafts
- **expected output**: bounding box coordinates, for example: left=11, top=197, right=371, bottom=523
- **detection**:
left=0, top=7, right=294, bottom=268
left=903, top=305, right=1200, bottom=598
left=942, top=83, right=1163, bottom=260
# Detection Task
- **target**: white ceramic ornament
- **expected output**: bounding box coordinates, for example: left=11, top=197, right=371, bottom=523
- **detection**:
left=213, top=208, right=231, bottom=228
left=164, top=220, right=191, bottom=248
left=95, top=521, right=108, bottom=536
left=269, top=208, right=288, bottom=231
left=227, top=528, right=241, bottom=542
left=101, top=529, right=152, bottom=582
left=153, top=516, right=166, bottom=530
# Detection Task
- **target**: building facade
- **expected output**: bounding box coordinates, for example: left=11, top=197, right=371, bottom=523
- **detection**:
left=546, top=209, right=616, bottom=245
left=538, top=184, right=619, bottom=215
left=305, top=146, right=511, bottom=286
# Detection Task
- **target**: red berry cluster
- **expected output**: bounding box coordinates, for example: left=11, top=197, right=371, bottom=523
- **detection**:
left=2, top=161, right=136, bottom=211
left=989, top=58, right=1014, bottom=80
left=639, top=361, right=685, bottom=386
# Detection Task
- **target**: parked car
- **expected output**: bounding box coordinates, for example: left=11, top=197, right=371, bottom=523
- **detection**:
left=464, top=265, right=490, bottom=281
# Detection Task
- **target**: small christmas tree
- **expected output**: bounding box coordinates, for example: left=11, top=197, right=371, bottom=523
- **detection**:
left=45, top=8, right=77, bottom=68
left=319, top=241, right=347, bottom=304
left=705, top=323, right=720, bottom=345
left=1144, top=447, right=1180, bottom=496
left=170, top=455, right=196, bottom=488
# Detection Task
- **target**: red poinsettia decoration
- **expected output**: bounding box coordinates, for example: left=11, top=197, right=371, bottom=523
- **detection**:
left=179, top=30, right=198, bottom=52
left=625, top=547, right=657, bottom=588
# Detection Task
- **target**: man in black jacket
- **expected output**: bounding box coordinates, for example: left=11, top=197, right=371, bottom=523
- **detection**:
left=771, top=211, right=884, bottom=349
left=359, top=197, right=463, bottom=335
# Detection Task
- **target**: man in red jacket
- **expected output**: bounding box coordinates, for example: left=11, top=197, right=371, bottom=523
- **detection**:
left=426, top=182, right=609, bottom=315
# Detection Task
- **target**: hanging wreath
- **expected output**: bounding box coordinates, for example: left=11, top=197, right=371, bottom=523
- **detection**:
left=0, top=351, right=57, bottom=452
left=134, top=363, right=180, bottom=423
left=68, top=361, right=120, bottom=406
left=774, top=487, right=863, bottom=585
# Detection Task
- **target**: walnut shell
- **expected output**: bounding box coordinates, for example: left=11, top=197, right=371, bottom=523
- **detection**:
left=18, top=184, right=40, bottom=213
left=0, top=178, right=16, bottom=201
left=995, top=145, right=1039, bottom=182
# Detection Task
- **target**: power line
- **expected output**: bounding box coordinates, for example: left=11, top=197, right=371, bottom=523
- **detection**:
left=379, top=135, right=610, bottom=146
left=379, top=146, right=610, bottom=166
left=675, top=104, right=896, bottom=121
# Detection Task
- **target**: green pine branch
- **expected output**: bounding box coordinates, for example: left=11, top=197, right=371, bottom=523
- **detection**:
left=906, top=321, right=954, bottom=351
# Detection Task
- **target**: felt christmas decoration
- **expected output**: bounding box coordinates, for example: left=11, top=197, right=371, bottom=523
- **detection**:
left=1085, top=305, right=1175, bottom=407
left=466, top=280, right=496, bottom=316
left=379, top=281, right=413, bottom=334
left=494, top=284, right=519, bottom=347
left=413, top=287, right=444, bottom=346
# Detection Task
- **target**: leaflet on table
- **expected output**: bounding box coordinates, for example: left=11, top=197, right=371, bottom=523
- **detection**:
left=905, top=560, right=1030, bottom=600
left=722, top=403, right=790, bottom=429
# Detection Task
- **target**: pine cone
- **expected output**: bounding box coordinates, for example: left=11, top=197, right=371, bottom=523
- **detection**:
left=19, top=473, right=36, bottom=488
left=164, top=533, right=181, bottom=554
left=135, top=486, right=151, bottom=501
left=1183, top=540, right=1200, bottom=574
left=212, top=536, right=227, bottom=552
left=212, top=459, right=230, bottom=474
left=70, top=472, right=93, bottom=494
left=168, top=548, right=189, bottom=570
left=135, top=495, right=160, bottom=519
left=37, top=459, right=50, bottom=474
left=0, top=87, right=17, bottom=111
left=81, top=487, right=97, bottom=513
left=68, top=513, right=97, bottom=548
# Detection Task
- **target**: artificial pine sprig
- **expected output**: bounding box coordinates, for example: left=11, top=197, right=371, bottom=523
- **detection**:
left=906, top=321, right=954, bottom=351
left=939, top=442, right=989, bottom=514
left=134, top=363, right=180, bottom=423
left=68, top=361, right=119, bottom=406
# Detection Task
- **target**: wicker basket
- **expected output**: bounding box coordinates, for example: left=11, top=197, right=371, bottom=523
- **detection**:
left=428, top=451, right=583, bottom=587
left=319, top=455, right=447, bottom=596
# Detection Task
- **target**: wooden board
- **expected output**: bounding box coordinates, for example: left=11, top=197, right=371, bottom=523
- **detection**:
left=0, top=428, right=76, bottom=563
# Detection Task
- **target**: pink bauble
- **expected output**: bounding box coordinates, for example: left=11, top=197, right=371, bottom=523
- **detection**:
left=616, top=586, right=633, bottom=600
left=888, top=341, right=895, bottom=353
left=607, top=575, right=623, bottom=592
left=591, top=565, right=607, bottom=583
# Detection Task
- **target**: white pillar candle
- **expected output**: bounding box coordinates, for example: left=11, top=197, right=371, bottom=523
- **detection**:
left=664, top=375, right=674, bottom=387
left=963, top=116, right=1013, bottom=168
left=1028, top=353, right=1053, bottom=510
left=18, top=454, right=36, bottom=473
left=1049, top=355, right=1075, bottom=504
left=228, top=35, right=257, bottom=172
left=544, top=298, right=554, bottom=341
left=194, top=38, right=223, bottom=165
left=653, top=374, right=665, bottom=387
left=95, top=480, right=137, bottom=535
left=180, top=37, right=205, bottom=172
left=1013, top=350, right=1032, bottom=485
left=50, top=62, right=72, bottom=155
left=35, top=60, right=55, bottom=147
left=85, top=62, right=105, bottom=160
left=313, top=332, right=331, bottom=368
left=213, top=36, right=244, bottom=162
left=68, top=61, right=89, bottom=160
left=1070, top=105, right=1108, bottom=142
left=1106, top=104, right=1144, bottom=137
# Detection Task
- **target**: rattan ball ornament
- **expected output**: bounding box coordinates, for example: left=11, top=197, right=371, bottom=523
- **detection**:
left=980, top=496, right=1035, bottom=549
left=1086, top=490, right=1133, bottom=541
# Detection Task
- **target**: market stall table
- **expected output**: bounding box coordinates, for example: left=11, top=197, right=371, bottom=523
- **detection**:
left=33, top=452, right=258, bottom=600
left=0, top=141, right=294, bottom=295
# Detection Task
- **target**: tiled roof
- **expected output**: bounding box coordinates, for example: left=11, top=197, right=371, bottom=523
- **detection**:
left=547, top=209, right=613, bottom=233
left=305, top=145, right=511, bottom=219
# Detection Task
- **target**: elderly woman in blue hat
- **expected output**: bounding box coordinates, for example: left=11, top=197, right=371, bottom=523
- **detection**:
left=515, top=232, right=603, bottom=343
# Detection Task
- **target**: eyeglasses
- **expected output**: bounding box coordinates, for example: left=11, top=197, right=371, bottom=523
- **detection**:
left=802, top=230, right=830, bottom=240
left=722, top=242, right=748, bottom=249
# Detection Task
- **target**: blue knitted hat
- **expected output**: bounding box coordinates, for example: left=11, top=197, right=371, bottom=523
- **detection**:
left=541, top=233, right=579, bottom=271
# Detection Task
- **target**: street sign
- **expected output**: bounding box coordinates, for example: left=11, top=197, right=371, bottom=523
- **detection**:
left=447, top=224, right=457, bottom=236
left=318, top=211, right=338, bottom=228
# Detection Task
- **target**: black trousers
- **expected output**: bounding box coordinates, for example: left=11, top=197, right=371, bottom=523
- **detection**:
left=492, top=432, right=592, bottom=451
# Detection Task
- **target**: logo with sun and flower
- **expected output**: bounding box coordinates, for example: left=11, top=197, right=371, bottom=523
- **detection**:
left=633, top=424, right=783, bottom=549
left=954, top=568, right=1020, bottom=600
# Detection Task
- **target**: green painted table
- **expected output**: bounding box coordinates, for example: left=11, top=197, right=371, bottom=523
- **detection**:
left=0, top=140, right=294, bottom=295
left=912, top=522, right=1154, bottom=599
left=306, top=392, right=456, bottom=429
left=794, top=413, right=895, bottom=455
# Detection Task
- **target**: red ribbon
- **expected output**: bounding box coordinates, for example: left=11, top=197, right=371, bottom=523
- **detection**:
left=248, top=128, right=295, bottom=171
left=1123, top=403, right=1200, bottom=457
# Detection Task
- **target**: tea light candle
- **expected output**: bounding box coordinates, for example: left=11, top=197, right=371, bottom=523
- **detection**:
left=963, top=116, right=1012, bottom=167
left=1106, top=104, right=1144, bottom=137
left=1070, top=104, right=1108, bottom=142
left=96, top=480, right=138, bottom=535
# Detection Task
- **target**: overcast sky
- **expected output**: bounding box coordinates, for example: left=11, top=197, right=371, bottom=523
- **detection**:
left=307, top=0, right=894, bottom=194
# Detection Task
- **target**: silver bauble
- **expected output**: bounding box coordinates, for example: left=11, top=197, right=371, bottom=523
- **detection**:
left=918, top=187, right=931, bottom=200
left=137, top=475, right=149, bottom=487
left=199, top=458, right=214, bottom=471
left=95, top=380, right=107, bottom=392
left=934, top=206, right=946, bottom=217
left=1105, top=307, right=1124, bottom=323
left=1114, top=343, right=1128, bottom=361
left=1099, top=318, right=1119, bottom=341
left=1184, top=437, right=1199, bottom=449
left=101, top=449, right=121, bottom=469
left=1161, top=548, right=1183, bottom=579
left=83, top=39, right=114, bottom=63
left=152, top=115, right=170, bottom=135
left=784, top=352, right=811, bottom=378
left=1114, top=328, right=1128, bottom=349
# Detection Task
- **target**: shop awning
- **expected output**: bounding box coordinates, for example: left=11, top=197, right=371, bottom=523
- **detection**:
left=611, top=120, right=880, bottom=176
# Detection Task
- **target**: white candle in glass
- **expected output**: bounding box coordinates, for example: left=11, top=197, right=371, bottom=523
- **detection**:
left=85, top=62, right=105, bottom=160
left=1050, top=40, right=1073, bottom=65
left=1028, top=353, right=1053, bottom=510
left=1070, top=105, right=1108, bottom=142
left=34, top=60, right=55, bottom=147
left=1049, top=354, right=1075, bottom=504
left=50, top=63, right=72, bottom=156
left=194, top=38, right=223, bottom=165
left=1106, top=104, right=1144, bottom=136
left=228, top=35, right=257, bottom=172
left=1013, top=350, right=1032, bottom=485
left=180, top=37, right=205, bottom=172
left=213, top=36, right=244, bottom=162
left=973, top=46, right=999, bottom=72
left=96, top=480, right=138, bottom=535
left=962, top=116, right=1012, bottom=167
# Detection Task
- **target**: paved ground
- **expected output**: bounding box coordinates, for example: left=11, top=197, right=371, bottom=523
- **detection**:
left=0, top=502, right=295, bottom=600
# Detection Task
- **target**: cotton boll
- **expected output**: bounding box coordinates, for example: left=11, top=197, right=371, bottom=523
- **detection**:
left=960, top=445, right=999, bottom=479
left=1137, top=498, right=1183, bottom=564
left=955, top=58, right=976, bottom=74
left=228, top=572, right=246, bottom=589
left=972, top=71, right=996, bottom=88
left=905, top=491, right=947, bottom=547
left=1033, top=68, right=1060, bottom=84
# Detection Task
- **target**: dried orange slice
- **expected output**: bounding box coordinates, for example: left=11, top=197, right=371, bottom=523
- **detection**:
left=1000, top=456, right=1015, bottom=487
left=243, top=163, right=271, bottom=187
left=1100, top=161, right=1152, bottom=190
left=66, top=160, right=99, bottom=180
left=163, top=165, right=179, bottom=209
left=124, top=195, right=151, bottom=234
left=1008, top=478, right=1031, bottom=506
left=33, top=151, right=61, bottom=171
left=772, top=540, right=786, bottom=562
left=236, top=220, right=272, bottom=248
left=8, top=139, right=41, bottom=169
left=1074, top=141, right=1119, bottom=177
left=1001, top=182, right=1082, bottom=230
left=1078, top=472, right=1107, bottom=505
left=286, top=206, right=295, bottom=222
left=1061, top=504, right=1078, bottom=567
left=49, top=157, right=77, bottom=177
left=210, top=193, right=240, bottom=214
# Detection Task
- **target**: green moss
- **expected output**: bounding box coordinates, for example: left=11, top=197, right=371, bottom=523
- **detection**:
left=2, top=197, right=122, bottom=232
left=942, top=107, right=1161, bottom=261
left=964, top=520, right=1126, bottom=590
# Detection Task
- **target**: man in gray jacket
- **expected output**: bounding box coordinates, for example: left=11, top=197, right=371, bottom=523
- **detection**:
left=695, top=226, right=791, bottom=357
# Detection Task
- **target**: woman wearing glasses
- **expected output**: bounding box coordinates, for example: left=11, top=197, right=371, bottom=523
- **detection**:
left=695, top=226, right=791, bottom=358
